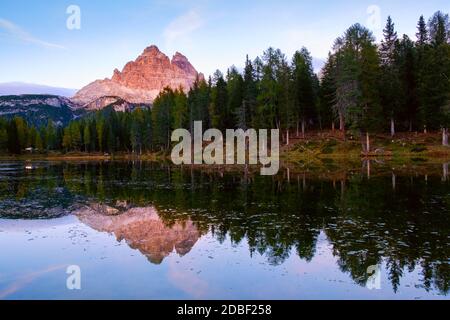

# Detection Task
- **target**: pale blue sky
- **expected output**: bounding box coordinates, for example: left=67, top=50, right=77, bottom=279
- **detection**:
left=0, top=0, right=448, bottom=89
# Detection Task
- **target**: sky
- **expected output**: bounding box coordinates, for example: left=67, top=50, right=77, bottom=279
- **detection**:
left=0, top=0, right=449, bottom=89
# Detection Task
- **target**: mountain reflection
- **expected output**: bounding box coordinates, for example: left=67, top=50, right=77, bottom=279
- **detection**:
left=76, top=204, right=201, bottom=264
left=0, top=161, right=448, bottom=294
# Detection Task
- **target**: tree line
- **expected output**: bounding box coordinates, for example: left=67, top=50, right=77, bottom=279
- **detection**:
left=0, top=11, right=449, bottom=154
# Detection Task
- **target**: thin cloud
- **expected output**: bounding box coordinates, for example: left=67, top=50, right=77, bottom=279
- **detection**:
left=0, top=18, right=66, bottom=49
left=163, top=9, right=204, bottom=48
left=0, top=265, right=66, bottom=299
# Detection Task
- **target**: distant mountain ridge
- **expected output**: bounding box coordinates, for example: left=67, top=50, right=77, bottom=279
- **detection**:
left=0, top=94, right=151, bottom=127
left=0, top=82, right=77, bottom=97
left=0, top=95, right=80, bottom=127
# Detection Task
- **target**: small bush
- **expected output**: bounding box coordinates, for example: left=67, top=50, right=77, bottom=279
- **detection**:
left=411, top=145, right=427, bottom=153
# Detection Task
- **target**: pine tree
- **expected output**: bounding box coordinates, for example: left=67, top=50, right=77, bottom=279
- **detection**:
left=142, top=108, right=153, bottom=152
left=396, top=35, right=419, bottom=131
left=428, top=12, right=450, bottom=145
left=7, top=120, right=19, bottom=154
left=83, top=123, right=91, bottom=152
left=188, top=78, right=210, bottom=133
left=428, top=11, right=450, bottom=46
left=292, top=47, right=317, bottom=138
left=210, top=70, right=228, bottom=130
left=0, top=129, right=7, bottom=151
left=172, top=88, right=188, bottom=130
left=333, top=24, right=382, bottom=151
left=318, top=53, right=336, bottom=130
left=27, top=126, right=37, bottom=149
left=45, top=121, right=57, bottom=150
left=381, top=16, right=398, bottom=64
left=242, top=55, right=258, bottom=129
left=96, top=117, right=105, bottom=152
left=256, top=47, right=284, bottom=129
left=227, top=66, right=244, bottom=129
left=152, top=88, right=174, bottom=150
left=35, top=132, right=43, bottom=151
left=62, top=126, right=72, bottom=151
left=14, top=117, right=28, bottom=152
left=416, top=15, right=428, bottom=45
left=380, top=16, right=400, bottom=136
left=416, top=16, right=431, bottom=132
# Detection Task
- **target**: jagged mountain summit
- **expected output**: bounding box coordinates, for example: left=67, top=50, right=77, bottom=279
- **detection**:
left=72, top=45, right=204, bottom=109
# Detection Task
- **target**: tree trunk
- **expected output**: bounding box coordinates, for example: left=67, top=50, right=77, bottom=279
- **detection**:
left=339, top=112, right=346, bottom=141
left=409, top=120, right=413, bottom=132
left=286, top=129, right=289, bottom=146
left=339, top=112, right=345, bottom=131
left=332, top=121, right=335, bottom=132
left=360, top=130, right=367, bottom=153
left=340, top=179, right=345, bottom=200
left=296, top=121, right=299, bottom=137
left=390, top=118, right=395, bottom=137
left=392, top=172, right=396, bottom=190
left=443, top=128, right=449, bottom=146
left=424, top=125, right=427, bottom=134
left=366, top=131, right=370, bottom=153
left=301, top=119, right=305, bottom=139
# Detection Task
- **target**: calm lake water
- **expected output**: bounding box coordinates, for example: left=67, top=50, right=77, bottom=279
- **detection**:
left=0, top=160, right=448, bottom=300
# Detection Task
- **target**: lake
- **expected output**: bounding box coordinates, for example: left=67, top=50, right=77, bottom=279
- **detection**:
left=0, top=160, right=448, bottom=299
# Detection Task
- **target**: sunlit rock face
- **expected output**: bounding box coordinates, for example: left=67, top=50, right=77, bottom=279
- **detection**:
left=72, top=45, right=204, bottom=109
left=76, top=204, right=201, bottom=264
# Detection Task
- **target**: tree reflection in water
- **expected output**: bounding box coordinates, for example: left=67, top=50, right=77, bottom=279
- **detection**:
left=0, top=161, right=448, bottom=294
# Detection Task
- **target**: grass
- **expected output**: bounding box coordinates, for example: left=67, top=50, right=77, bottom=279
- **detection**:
left=282, top=130, right=450, bottom=162
left=0, top=131, right=448, bottom=170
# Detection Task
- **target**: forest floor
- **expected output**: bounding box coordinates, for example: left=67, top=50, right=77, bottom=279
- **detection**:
left=281, top=130, right=450, bottom=161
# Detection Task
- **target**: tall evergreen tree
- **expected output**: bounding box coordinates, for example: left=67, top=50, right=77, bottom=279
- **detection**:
left=209, top=70, right=228, bottom=130
left=396, top=35, right=419, bottom=131
left=152, top=88, right=174, bottom=150
left=380, top=16, right=401, bottom=136
left=333, top=24, right=382, bottom=151
left=416, top=15, right=429, bottom=45
left=318, top=53, right=336, bottom=130
left=256, top=47, right=283, bottom=129
left=428, top=11, right=450, bottom=145
left=227, top=66, right=244, bottom=129
left=241, top=55, right=258, bottom=129
left=292, top=47, right=317, bottom=137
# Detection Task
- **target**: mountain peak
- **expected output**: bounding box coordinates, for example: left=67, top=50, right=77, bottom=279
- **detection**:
left=72, top=45, right=203, bottom=108
left=172, top=51, right=187, bottom=60
left=143, top=45, right=162, bottom=54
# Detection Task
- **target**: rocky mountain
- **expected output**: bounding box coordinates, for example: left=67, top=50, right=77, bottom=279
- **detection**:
left=72, top=45, right=204, bottom=109
left=81, top=96, right=151, bottom=112
left=0, top=95, right=80, bottom=127
left=76, top=204, right=201, bottom=264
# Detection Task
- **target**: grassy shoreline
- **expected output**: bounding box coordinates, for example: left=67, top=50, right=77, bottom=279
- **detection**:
left=0, top=131, right=448, bottom=163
